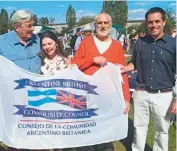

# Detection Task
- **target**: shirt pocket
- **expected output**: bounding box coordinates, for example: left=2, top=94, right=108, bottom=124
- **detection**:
left=2, top=54, right=25, bottom=61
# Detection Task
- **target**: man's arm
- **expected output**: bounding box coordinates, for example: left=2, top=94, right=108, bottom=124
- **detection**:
left=116, top=43, right=131, bottom=114
left=121, top=39, right=138, bottom=73
left=121, top=63, right=135, bottom=73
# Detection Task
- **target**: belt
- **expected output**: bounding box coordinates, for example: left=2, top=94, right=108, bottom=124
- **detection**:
left=136, top=87, right=172, bottom=93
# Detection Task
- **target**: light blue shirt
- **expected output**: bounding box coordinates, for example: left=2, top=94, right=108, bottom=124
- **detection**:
left=0, top=31, right=41, bottom=74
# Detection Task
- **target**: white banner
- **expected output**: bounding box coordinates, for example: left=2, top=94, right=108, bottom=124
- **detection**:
left=0, top=56, right=128, bottom=149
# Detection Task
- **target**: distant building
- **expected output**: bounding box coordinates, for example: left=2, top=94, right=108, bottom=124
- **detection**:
left=125, top=19, right=145, bottom=28
left=49, top=20, right=145, bottom=34
left=48, top=23, right=68, bottom=33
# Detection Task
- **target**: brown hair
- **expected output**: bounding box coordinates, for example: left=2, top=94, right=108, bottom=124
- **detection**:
left=40, top=30, right=65, bottom=65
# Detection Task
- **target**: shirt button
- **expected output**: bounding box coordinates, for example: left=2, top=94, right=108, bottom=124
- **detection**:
left=150, top=86, right=152, bottom=88
left=151, top=77, right=153, bottom=80
left=154, top=42, right=156, bottom=44
left=29, top=68, right=31, bottom=70
left=152, top=60, right=154, bottom=62
left=151, top=69, right=153, bottom=71
left=153, top=51, right=155, bottom=53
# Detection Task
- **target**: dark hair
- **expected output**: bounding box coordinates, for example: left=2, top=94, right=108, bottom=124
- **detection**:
left=76, top=28, right=82, bottom=33
left=40, top=30, right=65, bottom=65
left=145, top=7, right=166, bottom=21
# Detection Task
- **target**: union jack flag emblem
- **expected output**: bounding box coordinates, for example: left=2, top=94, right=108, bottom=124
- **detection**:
left=56, top=90, right=87, bottom=109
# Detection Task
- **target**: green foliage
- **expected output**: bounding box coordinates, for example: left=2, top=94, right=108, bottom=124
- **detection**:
left=66, top=5, right=76, bottom=30
left=39, top=17, right=49, bottom=25
left=77, top=16, right=95, bottom=26
left=0, top=9, right=9, bottom=34
left=136, top=21, right=148, bottom=34
left=49, top=17, right=55, bottom=26
left=127, top=25, right=138, bottom=34
left=102, top=0, right=128, bottom=27
left=101, top=1, right=113, bottom=16
left=164, top=8, right=176, bottom=34
left=127, top=8, right=176, bottom=35
left=8, top=10, right=16, bottom=31
left=33, top=14, right=38, bottom=24
left=114, top=1, right=128, bottom=27
left=60, top=26, right=70, bottom=36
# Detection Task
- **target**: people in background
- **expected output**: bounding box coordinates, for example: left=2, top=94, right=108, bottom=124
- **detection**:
left=70, top=28, right=82, bottom=56
left=170, top=28, right=176, bottom=38
left=117, top=31, right=125, bottom=47
left=74, top=25, right=92, bottom=52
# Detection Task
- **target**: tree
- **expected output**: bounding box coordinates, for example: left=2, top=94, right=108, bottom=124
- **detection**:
left=137, top=21, right=148, bottom=34
left=44, top=17, right=49, bottom=25
left=66, top=5, right=76, bottom=29
left=8, top=10, right=16, bottom=31
left=114, top=1, right=128, bottom=27
left=0, top=9, right=9, bottom=34
left=101, top=1, right=113, bottom=17
left=39, top=17, right=49, bottom=25
left=10, top=10, right=16, bottom=19
left=77, top=16, right=95, bottom=26
left=33, top=15, right=38, bottom=25
left=39, top=17, right=45, bottom=25
left=49, top=17, right=55, bottom=26
left=60, top=26, right=70, bottom=36
left=101, top=0, right=128, bottom=27
left=128, top=8, right=176, bottom=35
left=127, top=25, right=138, bottom=34
left=164, top=8, right=176, bottom=34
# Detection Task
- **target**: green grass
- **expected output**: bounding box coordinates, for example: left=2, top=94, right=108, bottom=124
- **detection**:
left=0, top=141, right=7, bottom=150
left=113, top=103, right=176, bottom=151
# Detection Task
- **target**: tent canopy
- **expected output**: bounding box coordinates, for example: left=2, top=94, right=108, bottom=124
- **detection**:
left=33, top=24, right=55, bottom=34
left=112, top=24, right=125, bottom=31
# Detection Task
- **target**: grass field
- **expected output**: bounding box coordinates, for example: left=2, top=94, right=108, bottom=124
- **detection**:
left=113, top=102, right=176, bottom=151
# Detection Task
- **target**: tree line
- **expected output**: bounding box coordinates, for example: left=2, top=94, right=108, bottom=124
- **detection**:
left=0, top=9, right=56, bottom=35
left=0, top=0, right=176, bottom=35
left=64, top=1, right=128, bottom=30
left=63, top=1, right=176, bottom=35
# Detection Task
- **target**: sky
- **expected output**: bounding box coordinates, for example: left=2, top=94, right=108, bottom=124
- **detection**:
left=0, top=1, right=176, bottom=23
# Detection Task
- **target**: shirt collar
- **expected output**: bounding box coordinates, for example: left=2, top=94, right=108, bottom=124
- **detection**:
left=146, top=33, right=167, bottom=43
left=160, top=33, right=168, bottom=42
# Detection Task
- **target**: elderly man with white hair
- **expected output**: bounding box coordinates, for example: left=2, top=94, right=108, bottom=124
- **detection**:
left=72, top=12, right=130, bottom=151
left=0, top=9, right=41, bottom=74
left=0, top=9, right=41, bottom=151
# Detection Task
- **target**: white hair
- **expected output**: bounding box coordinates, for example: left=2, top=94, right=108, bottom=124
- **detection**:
left=95, top=13, right=112, bottom=23
left=11, top=10, right=34, bottom=26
